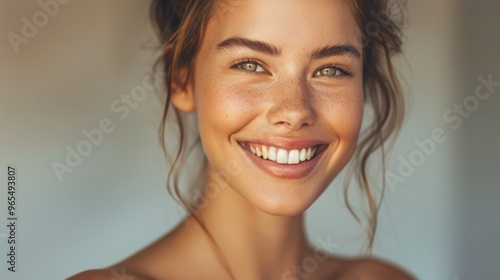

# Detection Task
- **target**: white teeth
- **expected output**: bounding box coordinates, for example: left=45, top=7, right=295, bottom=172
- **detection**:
left=306, top=147, right=312, bottom=160
left=277, top=149, right=288, bottom=164
left=288, top=150, right=300, bottom=164
left=246, top=143, right=320, bottom=165
left=262, top=145, right=268, bottom=159
left=268, top=146, right=277, bottom=161
left=255, top=146, right=262, bottom=157
left=299, top=148, right=307, bottom=161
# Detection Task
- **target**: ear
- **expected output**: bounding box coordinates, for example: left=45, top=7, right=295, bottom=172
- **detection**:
left=170, top=67, right=196, bottom=113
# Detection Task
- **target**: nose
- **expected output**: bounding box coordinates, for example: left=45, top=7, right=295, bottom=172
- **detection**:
left=266, top=77, right=316, bottom=130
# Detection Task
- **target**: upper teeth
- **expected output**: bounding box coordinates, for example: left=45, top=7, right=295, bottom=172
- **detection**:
left=247, top=144, right=318, bottom=164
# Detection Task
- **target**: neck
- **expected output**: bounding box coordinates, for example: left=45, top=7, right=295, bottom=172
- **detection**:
left=186, top=179, right=313, bottom=280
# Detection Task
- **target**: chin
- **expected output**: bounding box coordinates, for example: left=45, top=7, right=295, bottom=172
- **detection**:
left=251, top=193, right=317, bottom=217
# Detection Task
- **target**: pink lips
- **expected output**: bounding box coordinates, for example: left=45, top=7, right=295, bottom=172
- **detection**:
left=237, top=137, right=328, bottom=179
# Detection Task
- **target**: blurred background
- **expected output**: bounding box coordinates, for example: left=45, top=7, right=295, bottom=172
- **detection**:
left=0, top=0, right=499, bottom=279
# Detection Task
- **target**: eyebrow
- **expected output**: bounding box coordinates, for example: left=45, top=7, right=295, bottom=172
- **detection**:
left=310, top=44, right=361, bottom=60
left=216, top=37, right=282, bottom=56
left=215, top=36, right=361, bottom=60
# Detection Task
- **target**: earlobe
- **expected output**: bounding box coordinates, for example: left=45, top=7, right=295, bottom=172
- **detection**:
left=170, top=68, right=196, bottom=113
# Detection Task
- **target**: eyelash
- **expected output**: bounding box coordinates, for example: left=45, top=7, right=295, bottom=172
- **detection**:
left=230, top=57, right=268, bottom=74
left=230, top=58, right=353, bottom=77
left=314, top=63, right=353, bottom=77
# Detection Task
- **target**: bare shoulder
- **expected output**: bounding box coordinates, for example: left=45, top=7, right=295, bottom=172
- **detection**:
left=66, top=268, right=151, bottom=280
left=338, top=257, right=416, bottom=280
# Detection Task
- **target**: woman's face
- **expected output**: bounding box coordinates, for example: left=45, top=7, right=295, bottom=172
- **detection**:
left=177, top=0, right=364, bottom=215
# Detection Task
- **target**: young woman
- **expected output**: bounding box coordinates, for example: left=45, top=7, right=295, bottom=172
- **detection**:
left=70, top=0, right=414, bottom=279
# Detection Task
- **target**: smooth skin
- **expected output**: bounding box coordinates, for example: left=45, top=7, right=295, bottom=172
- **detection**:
left=69, top=0, right=415, bottom=279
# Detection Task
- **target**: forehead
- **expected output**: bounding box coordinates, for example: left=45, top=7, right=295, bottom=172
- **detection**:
left=206, top=0, right=362, bottom=52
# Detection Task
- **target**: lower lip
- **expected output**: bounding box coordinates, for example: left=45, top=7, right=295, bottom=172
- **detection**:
left=238, top=144, right=326, bottom=179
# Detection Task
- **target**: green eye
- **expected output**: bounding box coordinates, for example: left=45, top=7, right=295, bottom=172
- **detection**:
left=315, top=67, right=341, bottom=77
left=313, top=64, right=353, bottom=78
left=234, top=61, right=266, bottom=73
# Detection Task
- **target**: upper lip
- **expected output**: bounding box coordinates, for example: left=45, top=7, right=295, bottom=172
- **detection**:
left=237, top=137, right=328, bottom=150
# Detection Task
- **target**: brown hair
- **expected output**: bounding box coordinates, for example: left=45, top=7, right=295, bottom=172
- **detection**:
left=151, top=0, right=405, bottom=255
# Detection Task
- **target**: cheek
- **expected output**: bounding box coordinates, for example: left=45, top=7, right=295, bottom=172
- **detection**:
left=316, top=86, right=365, bottom=139
left=196, top=76, right=263, bottom=132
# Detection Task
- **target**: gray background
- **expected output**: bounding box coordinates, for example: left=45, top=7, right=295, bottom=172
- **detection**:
left=0, top=0, right=499, bottom=279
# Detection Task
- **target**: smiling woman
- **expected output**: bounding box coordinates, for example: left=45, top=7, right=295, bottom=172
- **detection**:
left=68, top=0, right=413, bottom=279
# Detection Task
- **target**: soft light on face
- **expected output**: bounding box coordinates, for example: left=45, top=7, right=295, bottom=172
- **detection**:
left=179, top=0, right=364, bottom=216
